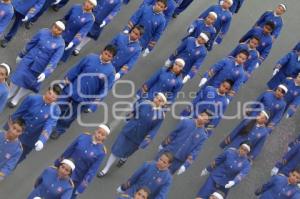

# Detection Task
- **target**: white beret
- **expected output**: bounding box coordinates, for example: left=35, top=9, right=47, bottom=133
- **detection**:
left=212, top=192, right=224, bottom=199
left=61, top=159, right=75, bottom=171
left=208, top=11, right=218, bottom=19
left=261, top=110, right=269, bottom=120
left=88, top=0, right=97, bottom=6
left=279, top=3, right=287, bottom=11
left=241, top=143, right=251, bottom=152
left=278, top=84, right=288, bottom=93
left=227, top=0, right=233, bottom=5
left=157, top=92, right=167, bottom=103
left=175, top=58, right=185, bottom=67
left=55, top=21, right=65, bottom=31
left=98, top=124, right=111, bottom=135
left=199, top=32, right=209, bottom=42
left=0, top=63, right=10, bottom=75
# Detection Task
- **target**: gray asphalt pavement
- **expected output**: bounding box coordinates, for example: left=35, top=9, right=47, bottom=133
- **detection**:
left=0, top=0, right=299, bottom=198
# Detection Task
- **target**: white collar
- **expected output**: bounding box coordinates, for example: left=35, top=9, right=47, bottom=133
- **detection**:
left=195, top=40, right=201, bottom=47
left=99, top=56, right=111, bottom=64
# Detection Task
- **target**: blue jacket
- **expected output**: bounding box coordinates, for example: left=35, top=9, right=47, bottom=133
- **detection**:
left=0, top=1, right=14, bottom=35
left=203, top=57, right=245, bottom=93
left=27, top=166, right=74, bottom=199
left=275, top=143, right=300, bottom=176
left=161, top=118, right=209, bottom=168
left=258, top=174, right=300, bottom=199
left=255, top=10, right=283, bottom=39
left=293, top=42, right=300, bottom=52
left=9, top=95, right=60, bottom=148
left=55, top=133, right=106, bottom=193
left=110, top=32, right=142, bottom=77
left=0, top=131, right=22, bottom=178
left=0, top=82, right=9, bottom=112
left=240, top=26, right=273, bottom=63
left=64, top=53, right=115, bottom=102
left=283, top=78, right=300, bottom=117
left=207, top=148, right=251, bottom=186
left=126, top=5, right=166, bottom=50
left=63, top=4, right=95, bottom=45
left=12, top=0, right=45, bottom=18
left=169, top=37, right=207, bottom=78
left=124, top=161, right=172, bottom=199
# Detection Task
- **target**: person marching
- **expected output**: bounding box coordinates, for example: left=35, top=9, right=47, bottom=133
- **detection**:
left=7, top=21, right=65, bottom=108
left=54, top=124, right=110, bottom=199
left=98, top=93, right=167, bottom=176
left=27, top=159, right=75, bottom=199
left=283, top=74, right=300, bottom=118
left=0, top=0, right=14, bottom=36
left=117, top=187, right=151, bottom=199
left=0, top=63, right=10, bottom=112
left=219, top=0, right=246, bottom=14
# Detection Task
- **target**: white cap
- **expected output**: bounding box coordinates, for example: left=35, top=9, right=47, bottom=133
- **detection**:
left=261, top=110, right=269, bottom=120
left=279, top=3, right=287, bottom=11
left=55, top=21, right=65, bottom=31
left=175, top=58, right=185, bottom=67
left=0, top=63, right=10, bottom=75
left=199, top=32, right=209, bottom=42
left=88, top=0, right=97, bottom=6
left=227, top=0, right=234, bottom=6
left=157, top=92, right=167, bottom=103
left=208, top=11, right=218, bottom=19
left=278, top=84, right=288, bottom=93
left=212, top=192, right=224, bottom=199
left=61, top=159, right=75, bottom=171
left=241, top=143, right=251, bottom=152
left=98, top=124, right=110, bottom=135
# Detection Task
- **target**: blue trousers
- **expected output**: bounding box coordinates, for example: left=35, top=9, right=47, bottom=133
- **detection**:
left=174, top=0, right=194, bottom=15
left=52, top=0, right=69, bottom=9
left=30, top=0, right=54, bottom=22
left=196, top=175, right=228, bottom=198
left=17, top=143, right=33, bottom=164
left=4, top=11, right=24, bottom=42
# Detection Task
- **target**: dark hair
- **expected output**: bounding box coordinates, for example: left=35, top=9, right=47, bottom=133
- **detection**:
left=131, top=24, right=145, bottom=36
left=167, top=63, right=183, bottom=77
left=137, top=187, right=151, bottom=198
left=103, top=44, right=117, bottom=57
left=250, top=35, right=261, bottom=44
left=292, top=167, right=300, bottom=174
left=156, top=0, right=168, bottom=7
left=238, top=119, right=257, bottom=136
left=12, top=118, right=26, bottom=130
left=237, top=49, right=250, bottom=58
left=264, top=21, right=276, bottom=31
left=49, top=84, right=62, bottom=95
left=161, top=152, right=174, bottom=163
left=222, top=79, right=234, bottom=87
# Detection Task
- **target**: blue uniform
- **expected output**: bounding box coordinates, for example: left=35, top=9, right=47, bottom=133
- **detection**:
left=199, top=4, right=232, bottom=44
left=219, top=0, right=245, bottom=14
left=28, top=0, right=55, bottom=23
left=125, top=5, right=166, bottom=50
left=10, top=28, right=65, bottom=92
left=173, top=0, right=194, bottom=16
left=54, top=54, right=115, bottom=135
left=51, top=0, right=69, bottom=9
left=257, top=174, right=300, bottom=199
left=197, top=148, right=251, bottom=198
left=110, top=32, right=142, bottom=78
left=159, top=118, right=209, bottom=173
left=181, top=86, right=229, bottom=130
left=61, top=4, right=95, bottom=62
left=0, top=82, right=9, bottom=112
left=220, top=119, right=269, bottom=160
left=293, top=42, right=300, bottom=52
left=203, top=57, right=245, bottom=94
left=8, top=95, right=60, bottom=162
left=0, top=131, right=22, bottom=178
left=255, top=10, right=283, bottom=39
left=282, top=78, right=300, bottom=117
left=267, top=51, right=300, bottom=90
left=136, top=67, right=183, bottom=102
left=239, top=27, right=273, bottom=63
left=229, top=42, right=260, bottom=82
left=112, top=100, right=165, bottom=158
left=0, top=1, right=14, bottom=35
left=88, top=0, right=122, bottom=40
left=186, top=19, right=216, bottom=51
left=275, top=143, right=300, bottom=176
left=250, top=90, right=286, bottom=128
left=55, top=133, right=106, bottom=195
left=4, top=0, right=46, bottom=42
left=123, top=161, right=172, bottom=199
left=28, top=166, right=74, bottom=199
left=169, top=37, right=207, bottom=78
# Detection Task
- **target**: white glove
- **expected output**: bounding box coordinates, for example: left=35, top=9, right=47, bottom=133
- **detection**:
left=21, top=16, right=29, bottom=22
left=225, top=181, right=235, bottom=189
left=273, top=68, right=279, bottom=76
left=182, top=75, right=191, bottom=84
left=176, top=165, right=186, bottom=175
left=123, top=29, right=129, bottom=34
left=115, top=73, right=121, bottom=81
left=198, top=78, right=208, bottom=87
left=287, top=147, right=291, bottom=152
left=271, top=167, right=279, bottom=176
left=100, top=21, right=106, bottom=28
left=37, top=73, right=46, bottom=83
left=286, top=113, right=291, bottom=119
left=142, top=48, right=150, bottom=57
left=33, top=197, right=42, bottom=199
left=52, top=0, right=62, bottom=5
left=200, top=168, right=209, bottom=176
left=65, top=42, right=74, bottom=50
left=255, top=62, right=260, bottom=69
left=35, top=140, right=44, bottom=151
left=158, top=144, right=163, bottom=151
left=165, top=59, right=171, bottom=67
left=116, top=186, right=124, bottom=194
left=226, top=98, right=230, bottom=104
left=16, top=56, right=22, bottom=64
left=188, top=26, right=194, bottom=34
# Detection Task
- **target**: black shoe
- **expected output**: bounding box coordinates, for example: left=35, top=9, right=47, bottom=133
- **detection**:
left=51, top=5, right=60, bottom=12
left=50, top=131, right=61, bottom=140
left=97, top=171, right=106, bottom=178
left=72, top=49, right=80, bottom=56
left=116, top=159, right=127, bottom=168
left=1, top=39, right=8, bottom=48
left=83, top=108, right=92, bottom=114
left=172, top=13, right=178, bottom=18
left=25, top=21, right=33, bottom=30
left=7, top=101, right=17, bottom=108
